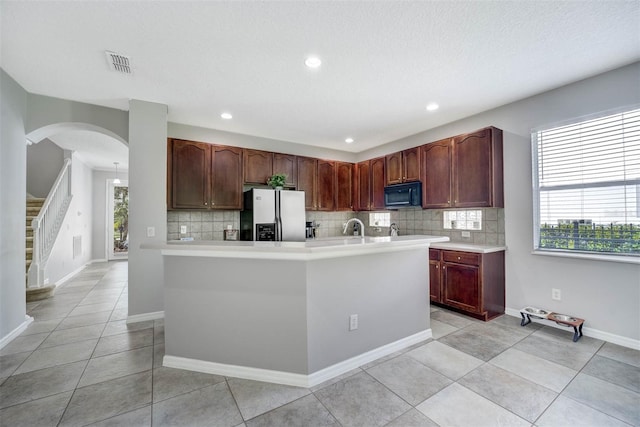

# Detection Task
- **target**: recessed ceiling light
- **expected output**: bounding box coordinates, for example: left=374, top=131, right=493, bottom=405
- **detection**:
left=221, top=112, right=233, bottom=120
left=426, top=103, right=439, bottom=112
left=345, top=138, right=354, bottom=144
left=305, top=56, right=322, bottom=68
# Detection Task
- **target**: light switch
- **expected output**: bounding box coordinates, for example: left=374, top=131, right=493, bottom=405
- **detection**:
left=147, top=226, right=155, bottom=237
left=180, top=225, right=187, bottom=234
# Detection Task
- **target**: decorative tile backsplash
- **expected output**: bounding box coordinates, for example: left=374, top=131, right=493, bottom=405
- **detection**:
left=167, top=210, right=240, bottom=241
left=358, top=207, right=505, bottom=245
left=167, top=207, right=504, bottom=245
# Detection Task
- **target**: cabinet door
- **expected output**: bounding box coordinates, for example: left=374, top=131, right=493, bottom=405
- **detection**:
left=356, top=161, right=371, bottom=211
left=422, top=139, right=453, bottom=208
left=442, top=262, right=480, bottom=314
left=370, top=157, right=386, bottom=210
left=211, top=145, right=243, bottom=209
left=429, top=249, right=442, bottom=302
left=243, top=149, right=273, bottom=184
left=169, top=139, right=210, bottom=209
left=273, top=153, right=297, bottom=187
left=335, top=162, right=354, bottom=211
left=297, top=157, right=317, bottom=210
left=453, top=129, right=494, bottom=208
left=317, top=160, right=336, bottom=211
left=402, top=147, right=421, bottom=182
left=385, top=152, right=403, bottom=185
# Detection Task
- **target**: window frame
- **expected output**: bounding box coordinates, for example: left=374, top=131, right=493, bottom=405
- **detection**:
left=531, top=105, right=640, bottom=261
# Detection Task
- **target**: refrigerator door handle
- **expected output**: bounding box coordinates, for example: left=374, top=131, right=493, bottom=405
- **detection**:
left=276, top=216, right=283, bottom=241
left=275, top=191, right=282, bottom=241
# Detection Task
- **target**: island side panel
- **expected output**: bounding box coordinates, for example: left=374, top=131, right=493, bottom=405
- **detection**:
left=164, top=256, right=309, bottom=374
left=306, top=247, right=430, bottom=373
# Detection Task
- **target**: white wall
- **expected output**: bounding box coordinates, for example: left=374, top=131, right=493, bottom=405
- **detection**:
left=128, top=100, right=167, bottom=317
left=26, top=139, right=64, bottom=198
left=359, top=62, right=640, bottom=345
left=26, top=94, right=129, bottom=145
left=45, top=152, right=94, bottom=284
left=0, top=69, right=29, bottom=340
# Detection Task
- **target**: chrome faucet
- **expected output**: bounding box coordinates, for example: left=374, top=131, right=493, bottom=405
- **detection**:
left=343, top=218, right=365, bottom=237
left=390, top=223, right=399, bottom=237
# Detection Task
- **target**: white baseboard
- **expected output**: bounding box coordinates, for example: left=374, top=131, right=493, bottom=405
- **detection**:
left=127, top=311, right=164, bottom=324
left=505, top=308, right=640, bottom=351
left=54, top=264, right=89, bottom=287
left=163, top=329, right=432, bottom=388
left=0, top=315, right=34, bottom=350
left=89, top=258, right=108, bottom=264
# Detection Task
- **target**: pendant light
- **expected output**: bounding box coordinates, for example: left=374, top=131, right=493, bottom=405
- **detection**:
left=113, top=162, right=121, bottom=184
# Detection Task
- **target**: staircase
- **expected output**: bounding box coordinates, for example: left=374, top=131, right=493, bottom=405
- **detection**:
left=26, top=198, right=54, bottom=301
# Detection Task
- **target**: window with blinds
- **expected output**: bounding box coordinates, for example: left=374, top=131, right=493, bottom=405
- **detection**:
left=532, top=106, right=640, bottom=256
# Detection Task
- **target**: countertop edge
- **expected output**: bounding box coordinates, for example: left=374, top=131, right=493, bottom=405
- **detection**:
left=429, top=242, right=507, bottom=253
left=142, top=235, right=450, bottom=260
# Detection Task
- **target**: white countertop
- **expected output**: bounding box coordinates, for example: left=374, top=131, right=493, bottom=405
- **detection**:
left=429, top=241, right=506, bottom=253
left=144, top=235, right=450, bottom=260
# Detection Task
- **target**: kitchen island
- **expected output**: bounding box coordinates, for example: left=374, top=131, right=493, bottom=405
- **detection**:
left=152, top=235, right=448, bottom=387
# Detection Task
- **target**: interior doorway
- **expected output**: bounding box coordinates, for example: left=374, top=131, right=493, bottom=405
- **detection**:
left=107, top=179, right=129, bottom=260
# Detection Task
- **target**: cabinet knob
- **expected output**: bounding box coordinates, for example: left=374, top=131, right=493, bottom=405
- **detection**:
left=447, top=200, right=450, bottom=204
left=457, top=256, right=461, bottom=260
left=443, top=266, right=446, bottom=270
left=204, top=202, right=208, bottom=205
left=436, top=265, right=439, bottom=269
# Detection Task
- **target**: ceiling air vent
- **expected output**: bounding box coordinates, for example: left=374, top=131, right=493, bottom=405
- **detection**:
left=105, top=51, right=132, bottom=74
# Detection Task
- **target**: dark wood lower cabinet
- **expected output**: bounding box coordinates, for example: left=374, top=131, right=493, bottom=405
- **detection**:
left=430, top=248, right=505, bottom=321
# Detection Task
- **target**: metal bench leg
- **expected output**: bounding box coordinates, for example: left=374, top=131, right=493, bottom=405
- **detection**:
left=572, top=323, right=584, bottom=342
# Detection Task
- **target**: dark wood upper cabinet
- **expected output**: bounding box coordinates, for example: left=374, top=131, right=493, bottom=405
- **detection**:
left=335, top=162, right=354, bottom=211
left=317, top=160, right=336, bottom=211
left=169, top=139, right=210, bottom=209
left=243, top=149, right=273, bottom=185
left=210, top=145, right=243, bottom=210
left=168, top=139, right=242, bottom=210
left=422, top=139, right=453, bottom=208
left=355, top=160, right=371, bottom=211
left=296, top=156, right=317, bottom=210
left=403, top=147, right=421, bottom=182
left=385, top=147, right=420, bottom=185
left=273, top=153, right=297, bottom=187
left=453, top=127, right=503, bottom=208
left=370, top=157, right=386, bottom=210
left=385, top=152, right=403, bottom=185
left=422, top=127, right=503, bottom=208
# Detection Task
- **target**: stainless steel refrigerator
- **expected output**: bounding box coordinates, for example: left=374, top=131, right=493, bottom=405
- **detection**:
left=240, top=189, right=306, bottom=241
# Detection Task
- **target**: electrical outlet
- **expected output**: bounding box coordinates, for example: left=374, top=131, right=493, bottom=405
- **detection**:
left=461, top=231, right=471, bottom=238
left=180, top=225, right=187, bottom=234
left=552, top=288, right=561, bottom=301
left=146, top=226, right=155, bottom=237
left=349, top=314, right=358, bottom=331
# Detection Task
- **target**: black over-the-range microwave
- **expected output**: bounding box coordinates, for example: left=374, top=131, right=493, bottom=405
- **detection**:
left=384, top=181, right=422, bottom=208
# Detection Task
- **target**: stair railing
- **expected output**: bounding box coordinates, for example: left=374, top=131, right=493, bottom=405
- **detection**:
left=27, top=159, right=73, bottom=288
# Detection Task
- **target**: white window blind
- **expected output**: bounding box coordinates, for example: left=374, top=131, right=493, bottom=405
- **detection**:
left=532, top=107, right=640, bottom=256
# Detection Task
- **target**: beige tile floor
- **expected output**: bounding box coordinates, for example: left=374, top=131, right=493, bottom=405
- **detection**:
left=1, top=261, right=638, bottom=426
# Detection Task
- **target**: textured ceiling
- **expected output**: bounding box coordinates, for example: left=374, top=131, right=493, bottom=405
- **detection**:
left=2, top=1, right=639, bottom=170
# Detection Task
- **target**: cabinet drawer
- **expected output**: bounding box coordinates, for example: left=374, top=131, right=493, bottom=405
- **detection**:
left=429, top=249, right=441, bottom=260
left=442, top=250, right=480, bottom=266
